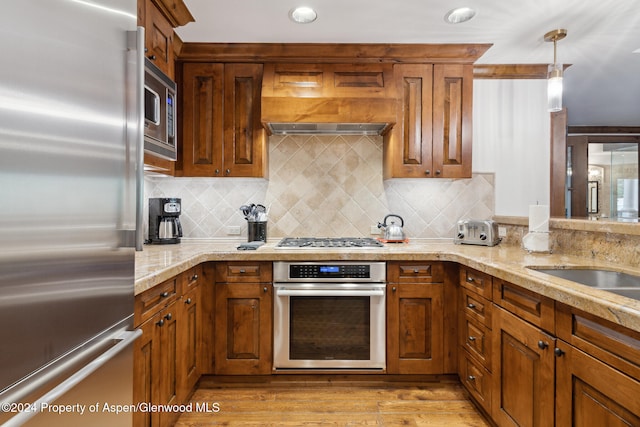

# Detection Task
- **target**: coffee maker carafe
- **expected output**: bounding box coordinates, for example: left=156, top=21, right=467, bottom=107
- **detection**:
left=148, top=197, right=183, bottom=244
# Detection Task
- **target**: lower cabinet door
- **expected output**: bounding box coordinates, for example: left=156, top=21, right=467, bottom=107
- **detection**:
left=492, top=305, right=555, bottom=427
left=215, top=282, right=272, bottom=374
left=555, top=340, right=640, bottom=427
left=178, top=286, right=201, bottom=401
left=386, top=282, right=444, bottom=374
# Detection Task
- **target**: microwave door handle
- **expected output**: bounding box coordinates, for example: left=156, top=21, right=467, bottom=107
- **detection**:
left=153, top=93, right=160, bottom=125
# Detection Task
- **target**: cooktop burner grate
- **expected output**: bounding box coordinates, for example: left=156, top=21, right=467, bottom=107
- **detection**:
left=276, top=237, right=384, bottom=248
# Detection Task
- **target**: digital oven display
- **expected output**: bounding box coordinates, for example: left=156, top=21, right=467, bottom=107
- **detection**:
left=289, top=264, right=370, bottom=279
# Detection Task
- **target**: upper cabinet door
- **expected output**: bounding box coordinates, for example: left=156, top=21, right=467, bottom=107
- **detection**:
left=223, top=63, right=267, bottom=178
left=383, top=64, right=434, bottom=178
left=181, top=62, right=225, bottom=176
left=144, top=0, right=174, bottom=79
left=432, top=64, right=473, bottom=179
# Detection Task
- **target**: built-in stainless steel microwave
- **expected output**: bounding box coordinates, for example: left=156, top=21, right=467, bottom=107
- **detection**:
left=144, top=58, right=177, bottom=160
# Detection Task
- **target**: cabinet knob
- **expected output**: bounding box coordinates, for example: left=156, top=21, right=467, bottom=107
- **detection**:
left=148, top=54, right=156, bottom=60
left=156, top=318, right=164, bottom=327
left=225, top=169, right=231, bottom=175
left=164, top=313, right=172, bottom=321
left=554, top=348, right=565, bottom=357
left=263, top=286, right=268, bottom=293
left=392, top=286, right=397, bottom=292
left=467, top=303, right=476, bottom=309
left=425, top=170, right=431, bottom=175
left=239, top=269, right=246, bottom=274
left=184, top=298, right=192, bottom=304
left=215, top=169, right=220, bottom=175
left=160, top=291, right=169, bottom=298
left=466, top=277, right=474, bottom=283
left=468, top=375, right=476, bottom=381
left=468, top=336, right=476, bottom=342
left=191, top=274, right=198, bottom=281
left=435, top=170, right=441, bottom=175
left=537, top=340, right=549, bottom=350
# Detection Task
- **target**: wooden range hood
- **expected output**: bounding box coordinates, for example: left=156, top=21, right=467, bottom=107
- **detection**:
left=261, top=62, right=398, bottom=135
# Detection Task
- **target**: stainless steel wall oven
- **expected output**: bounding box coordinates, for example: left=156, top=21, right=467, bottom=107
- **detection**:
left=273, top=261, right=386, bottom=371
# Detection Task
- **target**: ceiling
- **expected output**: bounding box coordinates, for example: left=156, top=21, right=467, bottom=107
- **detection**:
left=176, top=0, right=640, bottom=127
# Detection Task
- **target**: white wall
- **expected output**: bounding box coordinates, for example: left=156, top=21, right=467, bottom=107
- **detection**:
left=472, top=79, right=550, bottom=216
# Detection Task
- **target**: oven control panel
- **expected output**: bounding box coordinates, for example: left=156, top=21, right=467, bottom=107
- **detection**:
left=290, top=264, right=370, bottom=279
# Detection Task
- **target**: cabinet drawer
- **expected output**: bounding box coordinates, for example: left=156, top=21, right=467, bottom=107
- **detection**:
left=135, top=276, right=178, bottom=326
left=461, top=314, right=492, bottom=369
left=556, top=302, right=640, bottom=380
left=215, top=262, right=272, bottom=283
left=459, top=267, right=492, bottom=299
left=493, top=279, right=554, bottom=333
left=461, top=287, right=492, bottom=328
left=388, top=262, right=444, bottom=283
left=181, top=264, right=202, bottom=293
left=459, top=350, right=492, bottom=414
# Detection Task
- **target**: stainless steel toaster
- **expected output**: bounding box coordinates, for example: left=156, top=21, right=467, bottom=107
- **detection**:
left=454, top=219, right=501, bottom=246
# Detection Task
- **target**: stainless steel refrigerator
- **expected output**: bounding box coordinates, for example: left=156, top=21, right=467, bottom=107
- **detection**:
left=0, top=1, right=143, bottom=425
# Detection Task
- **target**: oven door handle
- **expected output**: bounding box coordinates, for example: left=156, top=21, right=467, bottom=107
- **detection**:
left=275, top=288, right=385, bottom=297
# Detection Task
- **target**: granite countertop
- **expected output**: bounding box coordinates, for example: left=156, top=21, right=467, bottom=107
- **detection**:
left=135, top=238, right=640, bottom=334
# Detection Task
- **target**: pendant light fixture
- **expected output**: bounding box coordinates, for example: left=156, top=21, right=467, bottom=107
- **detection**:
left=544, top=29, right=567, bottom=112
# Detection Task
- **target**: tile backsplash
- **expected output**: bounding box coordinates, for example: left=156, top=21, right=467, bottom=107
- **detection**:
left=145, top=135, right=495, bottom=240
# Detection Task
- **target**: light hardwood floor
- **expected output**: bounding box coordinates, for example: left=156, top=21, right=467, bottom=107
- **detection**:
left=175, top=376, right=491, bottom=426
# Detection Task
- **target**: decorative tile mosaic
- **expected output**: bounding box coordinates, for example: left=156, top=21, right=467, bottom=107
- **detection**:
left=145, top=135, right=495, bottom=240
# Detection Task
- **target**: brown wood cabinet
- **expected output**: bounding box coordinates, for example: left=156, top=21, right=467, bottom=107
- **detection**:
left=491, top=305, right=555, bottom=427
left=386, top=262, right=445, bottom=374
left=144, top=0, right=174, bottom=79
left=177, top=281, right=201, bottom=400
left=134, top=301, right=179, bottom=427
left=133, top=267, right=204, bottom=427
left=180, top=62, right=267, bottom=177
left=384, top=63, right=472, bottom=179
left=458, top=267, right=494, bottom=414
left=214, top=262, right=272, bottom=374
left=555, top=302, right=640, bottom=426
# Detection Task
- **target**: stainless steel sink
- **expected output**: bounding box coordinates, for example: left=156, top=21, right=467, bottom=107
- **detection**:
left=528, top=267, right=640, bottom=300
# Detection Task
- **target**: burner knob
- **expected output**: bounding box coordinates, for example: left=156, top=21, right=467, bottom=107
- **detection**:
left=457, top=232, right=465, bottom=239
left=480, top=233, right=487, bottom=240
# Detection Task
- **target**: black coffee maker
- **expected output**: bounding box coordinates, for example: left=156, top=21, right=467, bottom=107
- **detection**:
left=148, top=197, right=183, bottom=244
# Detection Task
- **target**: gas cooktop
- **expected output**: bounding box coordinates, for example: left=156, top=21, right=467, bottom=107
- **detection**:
left=276, top=237, right=384, bottom=249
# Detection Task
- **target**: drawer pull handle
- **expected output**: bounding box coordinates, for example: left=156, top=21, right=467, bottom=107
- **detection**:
left=191, top=274, right=198, bottom=281
left=554, top=348, right=565, bottom=357
left=156, top=319, right=164, bottom=327
left=413, top=269, right=419, bottom=273
left=467, top=277, right=474, bottom=283
left=538, top=340, right=549, bottom=350
left=468, top=336, right=476, bottom=342
left=468, top=375, right=476, bottom=381
left=164, top=313, right=172, bottom=321
left=160, top=291, right=169, bottom=298
left=184, top=298, right=192, bottom=304
left=239, top=269, right=246, bottom=274
left=467, top=303, right=476, bottom=309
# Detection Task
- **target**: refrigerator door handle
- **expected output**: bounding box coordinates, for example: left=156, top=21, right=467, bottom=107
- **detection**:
left=134, top=26, right=145, bottom=252
left=1, top=329, right=142, bottom=427
left=121, top=28, right=145, bottom=251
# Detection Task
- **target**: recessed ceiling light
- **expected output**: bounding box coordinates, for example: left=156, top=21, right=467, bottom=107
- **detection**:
left=444, top=7, right=476, bottom=24
left=289, top=6, right=317, bottom=24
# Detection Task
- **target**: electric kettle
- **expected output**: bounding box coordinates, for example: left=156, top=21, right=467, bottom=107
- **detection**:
left=377, top=214, right=406, bottom=242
